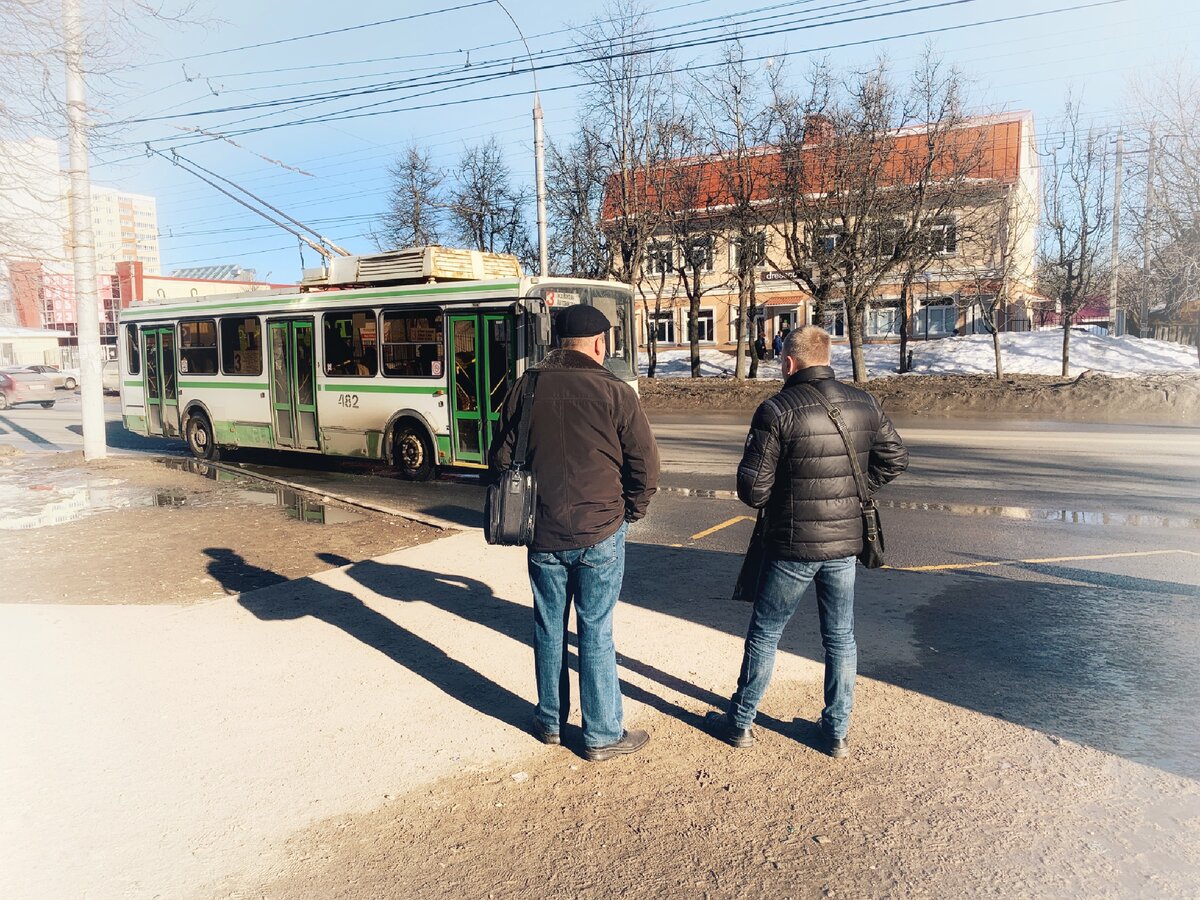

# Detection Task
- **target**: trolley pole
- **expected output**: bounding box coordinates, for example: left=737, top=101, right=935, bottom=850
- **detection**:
left=63, top=0, right=107, bottom=459
left=1109, top=132, right=1122, bottom=336
left=494, top=0, right=548, bottom=276
left=1140, top=124, right=1156, bottom=338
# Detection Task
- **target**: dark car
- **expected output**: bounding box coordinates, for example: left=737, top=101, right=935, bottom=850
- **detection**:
left=0, top=370, right=57, bottom=409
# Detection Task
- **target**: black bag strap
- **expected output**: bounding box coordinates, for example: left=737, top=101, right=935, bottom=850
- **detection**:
left=511, top=370, right=538, bottom=469
left=799, top=383, right=872, bottom=507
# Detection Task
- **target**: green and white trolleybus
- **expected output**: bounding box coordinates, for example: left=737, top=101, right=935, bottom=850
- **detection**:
left=116, top=246, right=636, bottom=479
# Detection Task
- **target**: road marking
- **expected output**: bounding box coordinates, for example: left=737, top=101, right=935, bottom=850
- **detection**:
left=690, top=515, right=754, bottom=541
left=888, top=548, right=1199, bottom=573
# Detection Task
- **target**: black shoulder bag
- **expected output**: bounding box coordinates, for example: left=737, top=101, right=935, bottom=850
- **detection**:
left=801, top=385, right=885, bottom=568
left=484, top=372, right=538, bottom=546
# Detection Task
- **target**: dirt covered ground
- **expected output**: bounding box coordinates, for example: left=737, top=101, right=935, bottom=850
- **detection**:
left=639, top=371, right=1200, bottom=424
left=3, top=450, right=441, bottom=605
left=236, top=677, right=1200, bottom=899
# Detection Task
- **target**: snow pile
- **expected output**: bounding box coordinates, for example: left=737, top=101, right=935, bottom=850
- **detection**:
left=640, top=331, right=1200, bottom=379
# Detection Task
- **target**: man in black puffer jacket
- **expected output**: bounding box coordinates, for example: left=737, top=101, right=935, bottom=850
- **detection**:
left=707, top=325, right=908, bottom=758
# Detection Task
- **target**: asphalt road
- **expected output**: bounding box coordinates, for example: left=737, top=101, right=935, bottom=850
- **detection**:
left=4, top=394, right=1200, bottom=780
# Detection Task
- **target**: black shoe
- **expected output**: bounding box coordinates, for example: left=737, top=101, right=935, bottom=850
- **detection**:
left=584, top=728, right=649, bottom=762
left=531, top=722, right=561, bottom=745
left=704, top=710, right=755, bottom=749
left=818, top=722, right=850, bottom=759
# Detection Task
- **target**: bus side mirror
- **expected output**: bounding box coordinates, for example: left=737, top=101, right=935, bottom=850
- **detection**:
left=535, top=313, right=552, bottom=346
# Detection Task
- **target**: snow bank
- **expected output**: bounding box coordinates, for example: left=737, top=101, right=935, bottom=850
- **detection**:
left=639, top=331, right=1200, bottom=379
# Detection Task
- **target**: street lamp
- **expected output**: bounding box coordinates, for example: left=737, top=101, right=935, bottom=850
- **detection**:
left=493, top=1, right=548, bottom=277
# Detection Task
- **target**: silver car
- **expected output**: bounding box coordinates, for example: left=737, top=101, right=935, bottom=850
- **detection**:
left=0, top=370, right=56, bottom=409
left=3, top=364, right=79, bottom=390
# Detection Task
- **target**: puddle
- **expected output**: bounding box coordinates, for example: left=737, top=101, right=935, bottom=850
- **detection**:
left=0, top=459, right=362, bottom=529
left=876, top=500, right=1200, bottom=529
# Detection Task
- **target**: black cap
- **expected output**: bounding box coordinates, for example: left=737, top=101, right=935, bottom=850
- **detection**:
left=555, top=303, right=610, bottom=338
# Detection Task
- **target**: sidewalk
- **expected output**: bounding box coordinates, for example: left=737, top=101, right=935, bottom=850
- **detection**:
left=4, top=529, right=1198, bottom=898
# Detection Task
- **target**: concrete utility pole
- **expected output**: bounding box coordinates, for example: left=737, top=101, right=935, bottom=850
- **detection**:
left=63, top=0, right=106, bottom=459
left=1109, top=132, right=1123, bottom=336
left=493, top=0, right=548, bottom=277
left=1140, top=124, right=1156, bottom=338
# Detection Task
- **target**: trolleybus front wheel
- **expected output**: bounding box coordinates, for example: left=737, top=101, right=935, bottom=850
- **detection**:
left=393, top=422, right=435, bottom=481
left=186, top=412, right=221, bottom=461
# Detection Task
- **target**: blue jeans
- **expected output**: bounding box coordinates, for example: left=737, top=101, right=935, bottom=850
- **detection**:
left=527, top=522, right=627, bottom=748
left=728, top=555, right=858, bottom=738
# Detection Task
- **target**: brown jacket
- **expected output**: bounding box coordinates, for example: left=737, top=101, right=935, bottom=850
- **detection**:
left=489, top=348, right=659, bottom=552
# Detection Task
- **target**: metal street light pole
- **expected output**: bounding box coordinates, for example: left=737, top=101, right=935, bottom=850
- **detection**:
left=63, top=0, right=106, bottom=459
left=493, top=0, right=548, bottom=277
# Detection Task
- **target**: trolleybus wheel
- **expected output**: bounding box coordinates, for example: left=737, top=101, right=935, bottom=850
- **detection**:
left=394, top=422, right=435, bottom=481
left=186, top=412, right=221, bottom=461
left=41, top=401, right=55, bottom=408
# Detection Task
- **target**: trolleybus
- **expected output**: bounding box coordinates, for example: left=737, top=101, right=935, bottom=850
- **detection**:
left=115, top=246, right=636, bottom=479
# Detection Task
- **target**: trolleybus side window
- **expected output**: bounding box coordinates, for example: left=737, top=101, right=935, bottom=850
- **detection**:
left=220, top=316, right=263, bottom=376
left=381, top=309, right=444, bottom=378
left=125, top=323, right=140, bottom=375
left=323, top=310, right=378, bottom=377
left=179, top=318, right=218, bottom=374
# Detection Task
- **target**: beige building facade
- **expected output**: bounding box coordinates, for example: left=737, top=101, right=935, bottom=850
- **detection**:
left=624, top=112, right=1042, bottom=351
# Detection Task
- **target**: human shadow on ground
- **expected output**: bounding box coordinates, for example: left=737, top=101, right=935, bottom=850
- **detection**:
left=619, top=542, right=1200, bottom=781
left=332, top=556, right=801, bottom=755
left=205, top=548, right=532, bottom=735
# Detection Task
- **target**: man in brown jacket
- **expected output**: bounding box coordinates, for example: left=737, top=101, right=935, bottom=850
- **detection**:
left=490, top=304, right=659, bottom=761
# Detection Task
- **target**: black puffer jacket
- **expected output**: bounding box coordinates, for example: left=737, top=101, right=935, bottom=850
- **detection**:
left=737, top=366, right=908, bottom=561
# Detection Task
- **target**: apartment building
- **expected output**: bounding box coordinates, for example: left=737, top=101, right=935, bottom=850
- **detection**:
left=90, top=185, right=161, bottom=276
left=607, top=111, right=1041, bottom=350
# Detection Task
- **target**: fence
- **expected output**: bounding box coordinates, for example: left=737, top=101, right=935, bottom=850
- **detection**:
left=1151, top=323, right=1199, bottom=347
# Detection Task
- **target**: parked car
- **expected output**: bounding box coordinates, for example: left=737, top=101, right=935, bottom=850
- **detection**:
left=0, top=370, right=56, bottom=409
left=2, top=364, right=80, bottom=390
left=102, top=359, right=121, bottom=394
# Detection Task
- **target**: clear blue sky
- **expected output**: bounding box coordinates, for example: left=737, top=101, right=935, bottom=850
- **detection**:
left=91, top=0, right=1198, bottom=282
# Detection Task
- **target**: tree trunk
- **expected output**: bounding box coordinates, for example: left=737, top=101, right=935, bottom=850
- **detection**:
left=688, top=297, right=701, bottom=378
left=1061, top=322, right=1071, bottom=378
left=846, top=302, right=868, bottom=382
left=898, top=280, right=911, bottom=374
left=748, top=280, right=760, bottom=379
left=735, top=273, right=750, bottom=380
left=992, top=324, right=1003, bottom=379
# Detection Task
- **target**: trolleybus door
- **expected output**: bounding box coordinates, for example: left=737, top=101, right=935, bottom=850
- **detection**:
left=267, top=318, right=320, bottom=450
left=448, top=312, right=515, bottom=465
left=142, top=326, right=180, bottom=437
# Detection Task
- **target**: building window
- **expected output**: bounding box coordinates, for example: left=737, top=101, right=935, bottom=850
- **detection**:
left=125, top=323, right=140, bottom=375
left=324, top=310, right=378, bottom=377
left=813, top=303, right=845, bottom=337
left=918, top=298, right=957, bottom=336
left=683, top=236, right=715, bottom=273
left=729, top=314, right=765, bottom=344
left=867, top=301, right=901, bottom=337
left=179, top=319, right=218, bottom=374
left=813, top=228, right=844, bottom=258
left=729, top=232, right=766, bottom=271
left=928, top=219, right=957, bottom=255
left=381, top=309, right=444, bottom=378
left=868, top=221, right=904, bottom=259
left=687, top=309, right=715, bottom=343
left=647, top=312, right=676, bottom=344
left=646, top=241, right=673, bottom=275
left=220, top=317, right=263, bottom=376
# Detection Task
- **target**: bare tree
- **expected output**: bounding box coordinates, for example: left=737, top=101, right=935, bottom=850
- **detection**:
left=546, top=133, right=609, bottom=278
left=692, top=41, right=774, bottom=379
left=972, top=184, right=1036, bottom=377
left=379, top=145, right=444, bottom=250
left=448, top=138, right=534, bottom=264
left=1040, top=96, right=1112, bottom=377
left=767, top=54, right=985, bottom=381
left=1127, top=64, right=1200, bottom=347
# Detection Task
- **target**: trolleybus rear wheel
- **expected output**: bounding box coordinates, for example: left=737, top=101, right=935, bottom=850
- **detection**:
left=394, top=422, right=435, bottom=481
left=186, top=412, right=221, bottom=461
left=40, top=401, right=55, bottom=408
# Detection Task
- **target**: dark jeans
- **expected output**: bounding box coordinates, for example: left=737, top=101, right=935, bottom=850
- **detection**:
left=728, top=555, right=858, bottom=738
left=527, top=522, right=627, bottom=748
